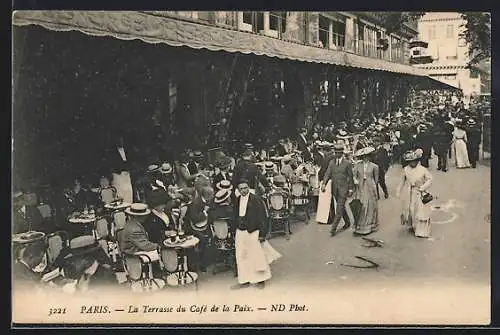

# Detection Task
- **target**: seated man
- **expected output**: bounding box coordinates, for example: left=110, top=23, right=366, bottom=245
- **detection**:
left=13, top=191, right=44, bottom=234
left=12, top=239, right=47, bottom=289
left=120, top=203, right=158, bottom=255
left=143, top=189, right=176, bottom=245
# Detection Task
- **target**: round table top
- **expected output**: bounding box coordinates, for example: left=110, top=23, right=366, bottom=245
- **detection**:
left=163, top=235, right=199, bottom=249
left=68, top=213, right=96, bottom=224
left=104, top=201, right=131, bottom=210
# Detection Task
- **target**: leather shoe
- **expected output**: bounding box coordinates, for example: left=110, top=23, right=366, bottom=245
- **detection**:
left=255, top=281, right=266, bottom=289
left=341, top=224, right=351, bottom=231
left=384, top=194, right=389, bottom=199
left=230, top=283, right=250, bottom=290
left=330, top=230, right=337, bottom=237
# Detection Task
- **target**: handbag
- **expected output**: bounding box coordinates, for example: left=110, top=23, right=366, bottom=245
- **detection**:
left=421, top=191, right=434, bottom=204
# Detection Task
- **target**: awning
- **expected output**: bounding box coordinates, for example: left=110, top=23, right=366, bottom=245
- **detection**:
left=13, top=10, right=430, bottom=78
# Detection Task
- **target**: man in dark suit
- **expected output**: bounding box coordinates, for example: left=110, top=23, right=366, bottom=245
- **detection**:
left=321, top=143, right=354, bottom=236
left=12, top=239, right=47, bottom=288
left=317, top=143, right=337, bottom=222
left=466, top=118, right=481, bottom=168
left=297, top=128, right=312, bottom=162
left=232, top=150, right=270, bottom=195
left=13, top=191, right=44, bottom=234
left=119, top=204, right=158, bottom=255
left=212, top=156, right=232, bottom=189
left=372, top=138, right=390, bottom=199
left=232, top=179, right=270, bottom=290
left=143, top=189, right=175, bottom=245
left=185, top=186, right=214, bottom=272
left=433, top=116, right=454, bottom=172
left=414, top=124, right=434, bottom=168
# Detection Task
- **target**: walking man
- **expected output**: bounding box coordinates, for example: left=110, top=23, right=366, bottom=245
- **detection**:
left=320, top=142, right=354, bottom=236
left=372, top=138, right=390, bottom=199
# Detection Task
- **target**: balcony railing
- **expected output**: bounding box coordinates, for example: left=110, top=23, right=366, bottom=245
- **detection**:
left=154, top=11, right=413, bottom=65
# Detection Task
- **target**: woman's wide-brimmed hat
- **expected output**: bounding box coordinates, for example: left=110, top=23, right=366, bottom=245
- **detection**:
left=125, top=203, right=151, bottom=216
left=160, top=163, right=173, bottom=174
left=403, top=149, right=423, bottom=162
left=216, top=180, right=233, bottom=191
left=354, top=146, right=375, bottom=157
left=214, top=189, right=232, bottom=204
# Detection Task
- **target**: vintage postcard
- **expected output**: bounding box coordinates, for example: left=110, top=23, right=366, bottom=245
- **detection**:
left=11, top=10, right=491, bottom=325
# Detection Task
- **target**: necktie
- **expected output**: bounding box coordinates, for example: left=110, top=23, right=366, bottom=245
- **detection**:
left=336, top=159, right=340, bottom=167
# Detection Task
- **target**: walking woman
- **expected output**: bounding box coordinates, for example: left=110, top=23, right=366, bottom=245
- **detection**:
left=352, top=147, right=379, bottom=235
left=453, top=120, right=471, bottom=169
left=396, top=149, right=433, bottom=238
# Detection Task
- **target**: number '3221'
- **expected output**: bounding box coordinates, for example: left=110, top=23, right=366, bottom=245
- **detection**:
left=48, top=308, right=66, bottom=316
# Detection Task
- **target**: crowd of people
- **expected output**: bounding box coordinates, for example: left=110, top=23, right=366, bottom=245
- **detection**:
left=12, top=89, right=487, bottom=293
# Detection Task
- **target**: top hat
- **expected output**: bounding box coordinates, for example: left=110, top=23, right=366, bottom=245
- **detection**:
left=125, top=203, right=151, bottom=216
left=160, top=163, right=173, bottom=174
left=214, top=189, right=232, bottom=204
left=354, top=146, right=375, bottom=157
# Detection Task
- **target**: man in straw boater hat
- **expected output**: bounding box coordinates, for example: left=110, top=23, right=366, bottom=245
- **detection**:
left=232, top=178, right=281, bottom=289
left=212, top=155, right=233, bottom=189
left=320, top=141, right=354, bottom=236
left=119, top=203, right=158, bottom=255
left=143, top=189, right=175, bottom=246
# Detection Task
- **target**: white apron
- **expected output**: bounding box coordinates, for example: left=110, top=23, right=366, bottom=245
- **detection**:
left=235, top=229, right=277, bottom=285
left=112, top=171, right=133, bottom=204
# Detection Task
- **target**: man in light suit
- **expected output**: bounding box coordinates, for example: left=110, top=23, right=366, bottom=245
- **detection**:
left=321, top=142, right=354, bottom=236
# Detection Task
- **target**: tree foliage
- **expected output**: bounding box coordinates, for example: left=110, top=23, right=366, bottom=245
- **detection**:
left=380, top=12, right=490, bottom=67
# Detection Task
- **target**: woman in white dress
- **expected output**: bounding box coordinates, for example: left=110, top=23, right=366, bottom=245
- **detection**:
left=396, top=149, right=433, bottom=238
left=453, top=121, right=471, bottom=169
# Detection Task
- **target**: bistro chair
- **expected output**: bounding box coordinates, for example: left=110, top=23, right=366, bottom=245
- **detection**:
left=290, top=179, right=311, bottom=221
left=266, top=188, right=291, bottom=240
left=210, top=216, right=236, bottom=276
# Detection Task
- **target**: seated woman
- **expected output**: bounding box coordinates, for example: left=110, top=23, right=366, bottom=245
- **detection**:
left=12, top=239, right=47, bottom=289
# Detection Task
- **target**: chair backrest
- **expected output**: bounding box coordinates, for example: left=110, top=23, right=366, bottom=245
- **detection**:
left=115, top=228, right=125, bottom=254
left=123, top=255, right=143, bottom=281
left=99, top=187, right=116, bottom=205
left=113, top=211, right=127, bottom=231
left=160, top=248, right=178, bottom=273
left=268, top=192, right=286, bottom=211
left=95, top=217, right=110, bottom=240
left=212, top=218, right=230, bottom=239
left=37, top=204, right=53, bottom=219
left=46, top=231, right=68, bottom=264
left=291, top=182, right=306, bottom=197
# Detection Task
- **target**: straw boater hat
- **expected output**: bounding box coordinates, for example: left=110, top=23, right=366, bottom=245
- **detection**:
left=403, top=149, right=423, bottom=162
left=216, top=180, right=233, bottom=191
left=125, top=203, right=151, bottom=216
left=147, top=164, right=160, bottom=173
left=467, top=118, right=476, bottom=125
left=160, top=163, right=173, bottom=174
left=354, top=146, right=375, bottom=157
left=264, top=162, right=275, bottom=170
left=214, top=189, right=231, bottom=204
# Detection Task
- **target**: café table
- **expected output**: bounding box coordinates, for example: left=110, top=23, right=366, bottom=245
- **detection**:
left=68, top=212, right=98, bottom=240
left=162, top=235, right=200, bottom=289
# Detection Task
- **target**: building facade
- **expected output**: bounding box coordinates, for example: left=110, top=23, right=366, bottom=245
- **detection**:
left=416, top=12, right=481, bottom=97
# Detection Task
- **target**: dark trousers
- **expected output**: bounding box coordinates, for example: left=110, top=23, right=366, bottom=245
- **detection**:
left=421, top=153, right=430, bottom=168
left=437, top=153, right=448, bottom=171
left=467, top=144, right=480, bottom=167
left=377, top=169, right=388, bottom=198
left=328, top=188, right=351, bottom=230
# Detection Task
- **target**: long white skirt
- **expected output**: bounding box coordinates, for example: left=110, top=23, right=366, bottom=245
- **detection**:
left=454, top=139, right=471, bottom=168
left=316, top=181, right=334, bottom=223
left=112, top=171, right=133, bottom=204
left=235, top=229, right=277, bottom=285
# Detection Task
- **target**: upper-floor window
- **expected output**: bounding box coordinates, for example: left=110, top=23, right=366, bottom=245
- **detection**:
left=214, top=11, right=237, bottom=27
left=269, top=11, right=287, bottom=33
left=318, top=14, right=346, bottom=49
left=446, top=24, right=454, bottom=38
left=428, top=25, right=436, bottom=40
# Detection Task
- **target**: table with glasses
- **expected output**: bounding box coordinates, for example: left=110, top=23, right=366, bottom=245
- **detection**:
left=162, top=235, right=200, bottom=288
